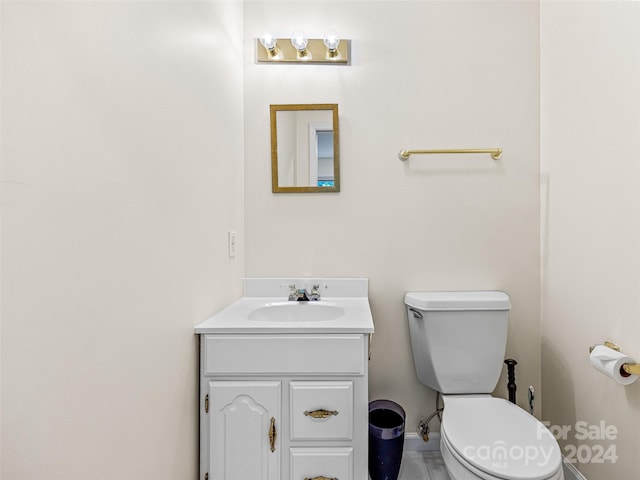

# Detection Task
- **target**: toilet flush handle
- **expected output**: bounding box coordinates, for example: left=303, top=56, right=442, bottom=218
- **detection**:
left=409, top=308, right=423, bottom=319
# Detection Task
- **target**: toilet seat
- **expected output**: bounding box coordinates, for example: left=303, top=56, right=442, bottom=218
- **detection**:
left=440, top=395, right=563, bottom=480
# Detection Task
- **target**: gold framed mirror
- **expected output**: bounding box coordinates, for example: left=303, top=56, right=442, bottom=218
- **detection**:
left=270, top=104, right=340, bottom=193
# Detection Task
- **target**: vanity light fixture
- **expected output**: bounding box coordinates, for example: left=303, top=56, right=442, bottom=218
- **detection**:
left=256, top=30, right=350, bottom=65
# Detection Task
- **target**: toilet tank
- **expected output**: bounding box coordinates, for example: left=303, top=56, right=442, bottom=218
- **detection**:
left=405, top=291, right=510, bottom=394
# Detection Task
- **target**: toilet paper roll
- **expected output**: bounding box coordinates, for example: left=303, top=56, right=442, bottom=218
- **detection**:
left=589, top=345, right=639, bottom=385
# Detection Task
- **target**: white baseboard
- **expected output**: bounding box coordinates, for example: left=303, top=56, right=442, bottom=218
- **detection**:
left=403, top=432, right=441, bottom=452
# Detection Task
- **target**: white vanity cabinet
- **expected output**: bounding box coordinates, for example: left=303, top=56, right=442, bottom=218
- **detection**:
left=199, top=333, right=370, bottom=480
left=195, top=278, right=374, bottom=480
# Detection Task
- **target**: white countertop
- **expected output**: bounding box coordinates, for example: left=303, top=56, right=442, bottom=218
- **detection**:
left=194, top=297, right=374, bottom=334
left=194, top=278, right=374, bottom=334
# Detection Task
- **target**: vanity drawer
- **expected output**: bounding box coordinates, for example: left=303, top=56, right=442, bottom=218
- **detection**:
left=203, top=335, right=365, bottom=376
left=290, top=381, right=353, bottom=440
left=290, top=447, right=353, bottom=480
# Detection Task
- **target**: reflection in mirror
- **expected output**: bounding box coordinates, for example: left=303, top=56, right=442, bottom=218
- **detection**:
left=270, top=104, right=340, bottom=193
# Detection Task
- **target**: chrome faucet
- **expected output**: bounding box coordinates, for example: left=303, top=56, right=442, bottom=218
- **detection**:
left=287, top=284, right=321, bottom=301
left=296, top=289, right=310, bottom=301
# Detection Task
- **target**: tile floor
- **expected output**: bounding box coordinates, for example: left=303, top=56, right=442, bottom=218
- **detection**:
left=397, top=451, right=450, bottom=480
left=396, top=451, right=576, bottom=480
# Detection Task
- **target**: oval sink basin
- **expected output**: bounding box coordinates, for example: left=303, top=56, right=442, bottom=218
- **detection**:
left=248, top=302, right=345, bottom=323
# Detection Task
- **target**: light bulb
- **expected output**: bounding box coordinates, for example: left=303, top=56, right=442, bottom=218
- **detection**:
left=323, top=30, right=340, bottom=55
left=290, top=30, right=308, bottom=54
left=259, top=33, right=277, bottom=52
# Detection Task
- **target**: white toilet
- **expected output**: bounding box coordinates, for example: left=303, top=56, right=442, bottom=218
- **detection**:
left=405, top=291, right=564, bottom=480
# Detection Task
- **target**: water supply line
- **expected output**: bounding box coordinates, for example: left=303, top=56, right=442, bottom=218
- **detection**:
left=417, top=392, right=443, bottom=443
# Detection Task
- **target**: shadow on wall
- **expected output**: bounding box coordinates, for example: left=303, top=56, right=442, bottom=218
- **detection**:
left=541, top=338, right=576, bottom=450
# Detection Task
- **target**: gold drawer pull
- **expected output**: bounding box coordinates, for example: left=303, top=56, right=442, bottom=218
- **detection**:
left=269, top=417, right=276, bottom=452
left=304, top=477, right=338, bottom=480
left=303, top=409, right=339, bottom=419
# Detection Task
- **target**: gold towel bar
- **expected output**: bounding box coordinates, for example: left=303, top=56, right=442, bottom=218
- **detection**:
left=398, top=148, right=503, bottom=161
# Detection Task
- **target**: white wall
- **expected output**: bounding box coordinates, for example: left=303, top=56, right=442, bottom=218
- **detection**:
left=541, top=2, right=640, bottom=478
left=0, top=1, right=244, bottom=478
left=244, top=0, right=541, bottom=432
left=4, top=2, right=591, bottom=478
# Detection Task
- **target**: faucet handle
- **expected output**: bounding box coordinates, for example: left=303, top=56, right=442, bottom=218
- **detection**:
left=288, top=284, right=297, bottom=301
left=310, top=284, right=321, bottom=301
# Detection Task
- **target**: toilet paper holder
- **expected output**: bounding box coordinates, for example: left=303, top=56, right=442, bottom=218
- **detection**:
left=589, top=341, right=640, bottom=376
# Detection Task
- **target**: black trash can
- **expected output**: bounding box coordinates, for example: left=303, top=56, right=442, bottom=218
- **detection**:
left=368, top=399, right=406, bottom=480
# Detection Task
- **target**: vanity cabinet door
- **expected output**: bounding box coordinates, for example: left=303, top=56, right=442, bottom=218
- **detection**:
left=208, top=381, right=281, bottom=480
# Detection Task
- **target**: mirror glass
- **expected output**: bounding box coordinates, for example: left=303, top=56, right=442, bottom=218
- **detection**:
left=270, top=104, right=340, bottom=193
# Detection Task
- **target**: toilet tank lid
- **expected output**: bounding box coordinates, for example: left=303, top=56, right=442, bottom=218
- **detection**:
left=405, top=291, right=510, bottom=311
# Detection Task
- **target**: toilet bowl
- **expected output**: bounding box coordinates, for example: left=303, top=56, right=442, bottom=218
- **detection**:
left=439, top=395, right=563, bottom=480
left=405, top=291, right=564, bottom=480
